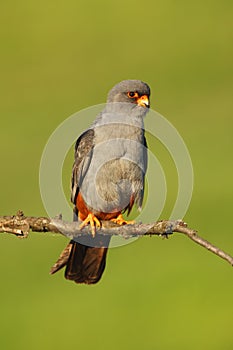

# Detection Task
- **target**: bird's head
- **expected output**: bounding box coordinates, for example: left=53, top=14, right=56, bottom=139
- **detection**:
left=106, top=80, right=150, bottom=117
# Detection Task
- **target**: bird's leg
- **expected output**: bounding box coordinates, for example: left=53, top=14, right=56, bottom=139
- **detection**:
left=79, top=213, right=101, bottom=237
left=111, top=213, right=135, bottom=226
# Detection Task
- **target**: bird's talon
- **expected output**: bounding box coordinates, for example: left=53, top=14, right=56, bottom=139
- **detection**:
left=111, top=214, right=135, bottom=226
left=79, top=213, right=101, bottom=237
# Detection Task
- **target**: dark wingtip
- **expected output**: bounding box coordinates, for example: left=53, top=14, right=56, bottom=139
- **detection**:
left=50, top=242, right=73, bottom=275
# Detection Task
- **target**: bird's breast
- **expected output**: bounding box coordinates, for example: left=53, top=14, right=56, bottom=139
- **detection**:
left=80, top=123, right=147, bottom=214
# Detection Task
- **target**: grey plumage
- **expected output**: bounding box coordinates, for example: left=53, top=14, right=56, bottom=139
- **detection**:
left=71, top=80, right=150, bottom=214
left=51, top=79, right=151, bottom=284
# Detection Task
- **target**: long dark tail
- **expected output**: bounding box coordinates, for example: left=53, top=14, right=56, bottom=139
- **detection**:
left=65, top=241, right=109, bottom=284
left=50, top=235, right=110, bottom=284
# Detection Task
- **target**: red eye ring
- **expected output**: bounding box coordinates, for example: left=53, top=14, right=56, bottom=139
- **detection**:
left=127, top=91, right=138, bottom=98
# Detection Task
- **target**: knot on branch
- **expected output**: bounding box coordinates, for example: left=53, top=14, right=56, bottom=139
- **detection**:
left=0, top=210, right=29, bottom=237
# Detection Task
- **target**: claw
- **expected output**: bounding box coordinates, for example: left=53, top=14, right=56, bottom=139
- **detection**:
left=111, top=214, right=135, bottom=226
left=79, top=213, right=101, bottom=237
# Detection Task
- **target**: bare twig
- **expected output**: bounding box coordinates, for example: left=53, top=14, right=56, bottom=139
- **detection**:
left=0, top=210, right=232, bottom=267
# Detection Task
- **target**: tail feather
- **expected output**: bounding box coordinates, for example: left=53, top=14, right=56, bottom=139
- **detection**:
left=65, top=241, right=109, bottom=284
left=50, top=235, right=110, bottom=284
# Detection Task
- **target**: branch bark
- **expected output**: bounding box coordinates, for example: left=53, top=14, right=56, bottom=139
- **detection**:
left=0, top=210, right=232, bottom=267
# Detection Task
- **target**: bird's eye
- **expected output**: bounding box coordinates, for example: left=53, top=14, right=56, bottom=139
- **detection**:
left=127, top=91, right=138, bottom=98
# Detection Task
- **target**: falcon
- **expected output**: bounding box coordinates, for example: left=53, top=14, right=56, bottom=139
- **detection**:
left=50, top=80, right=150, bottom=284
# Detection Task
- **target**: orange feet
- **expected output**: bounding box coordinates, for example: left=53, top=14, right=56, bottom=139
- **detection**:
left=79, top=213, right=101, bottom=237
left=111, top=214, right=135, bottom=226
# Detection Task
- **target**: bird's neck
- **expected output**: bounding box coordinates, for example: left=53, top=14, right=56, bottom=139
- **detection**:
left=93, top=106, right=146, bottom=130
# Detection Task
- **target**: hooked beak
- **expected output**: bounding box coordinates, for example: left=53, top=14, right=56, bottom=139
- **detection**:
left=136, top=94, right=150, bottom=108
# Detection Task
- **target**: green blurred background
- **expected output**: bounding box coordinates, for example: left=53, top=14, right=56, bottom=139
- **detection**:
left=1, top=1, right=233, bottom=349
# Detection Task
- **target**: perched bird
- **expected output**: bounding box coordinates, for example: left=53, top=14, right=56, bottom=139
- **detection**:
left=50, top=80, right=150, bottom=284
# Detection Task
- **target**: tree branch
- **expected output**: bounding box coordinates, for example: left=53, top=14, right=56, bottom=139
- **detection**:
left=0, top=210, right=232, bottom=267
